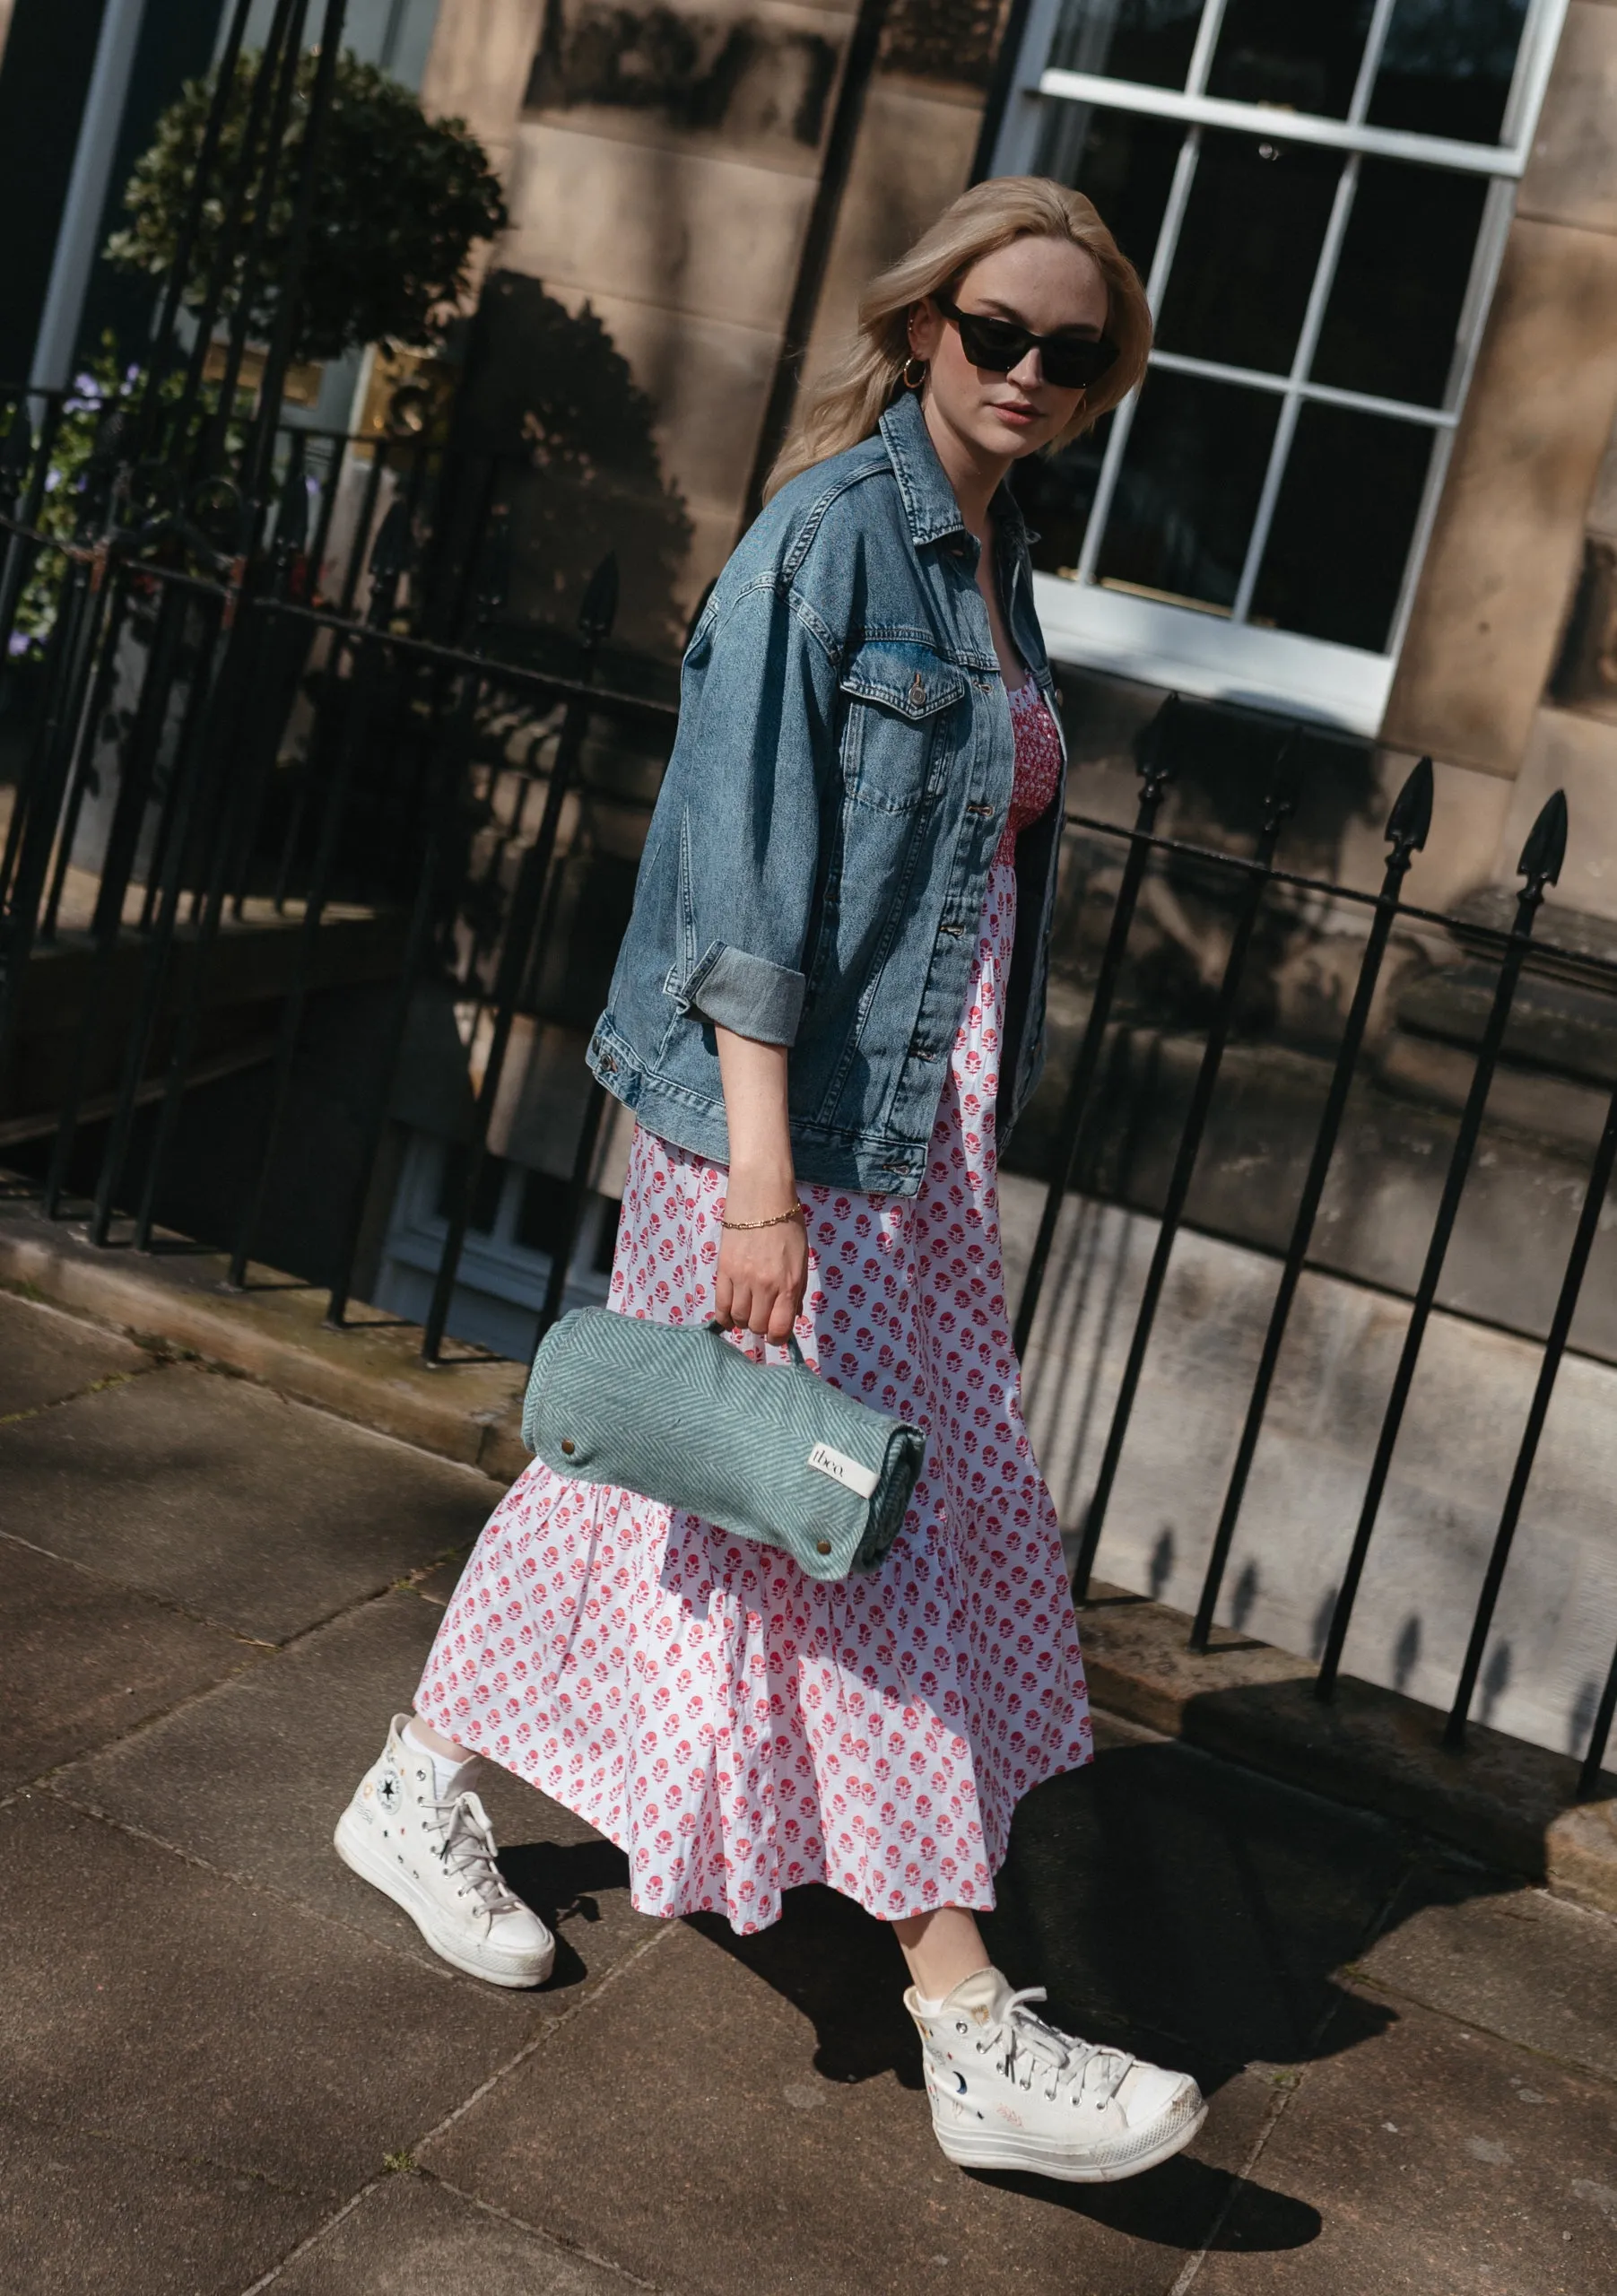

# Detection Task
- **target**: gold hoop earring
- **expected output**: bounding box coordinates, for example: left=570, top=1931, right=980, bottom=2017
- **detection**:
left=902, top=355, right=927, bottom=390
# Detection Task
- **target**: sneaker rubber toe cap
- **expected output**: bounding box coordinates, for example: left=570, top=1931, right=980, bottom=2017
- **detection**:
left=1120, top=2064, right=1202, bottom=2129
left=485, top=1908, right=554, bottom=1973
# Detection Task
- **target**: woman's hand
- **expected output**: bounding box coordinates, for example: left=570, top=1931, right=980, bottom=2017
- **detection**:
left=712, top=1027, right=807, bottom=1344
left=715, top=1176, right=809, bottom=1344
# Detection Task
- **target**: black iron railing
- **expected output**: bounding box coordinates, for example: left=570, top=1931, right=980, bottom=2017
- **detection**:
left=1011, top=704, right=1617, bottom=1796
left=0, top=508, right=674, bottom=1331
left=0, top=0, right=678, bottom=1384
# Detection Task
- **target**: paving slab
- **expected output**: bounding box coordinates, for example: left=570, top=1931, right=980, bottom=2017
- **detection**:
left=1, top=1532, right=252, bottom=1791
left=270, top=2172, right=647, bottom=2294
left=0, top=1289, right=150, bottom=1419
left=1202, top=1995, right=1617, bottom=2293
left=0, top=1361, right=500, bottom=1639
left=415, top=1550, right=474, bottom=1605
left=1357, top=1859, right=1617, bottom=2086
left=0, top=2104, right=317, bottom=2296
left=0, top=1794, right=547, bottom=2201
left=54, top=1586, right=662, bottom=1993
left=424, top=1907, right=1318, bottom=2296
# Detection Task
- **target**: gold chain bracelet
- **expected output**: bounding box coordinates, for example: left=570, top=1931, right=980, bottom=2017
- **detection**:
left=720, top=1203, right=806, bottom=1232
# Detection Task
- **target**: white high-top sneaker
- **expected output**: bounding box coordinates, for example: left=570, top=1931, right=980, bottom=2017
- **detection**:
left=908, top=1967, right=1204, bottom=2182
left=335, top=1715, right=554, bottom=1987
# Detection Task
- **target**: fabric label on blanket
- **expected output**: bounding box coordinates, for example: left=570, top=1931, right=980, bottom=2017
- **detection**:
left=806, top=1442, right=879, bottom=1499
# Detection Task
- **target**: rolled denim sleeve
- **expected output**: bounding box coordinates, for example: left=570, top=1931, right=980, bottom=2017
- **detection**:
left=683, top=941, right=806, bottom=1040
left=670, top=573, right=839, bottom=1048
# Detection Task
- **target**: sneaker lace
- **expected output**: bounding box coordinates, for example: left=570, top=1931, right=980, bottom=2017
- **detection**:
left=983, top=1987, right=1134, bottom=2108
left=432, top=1793, right=523, bottom=1922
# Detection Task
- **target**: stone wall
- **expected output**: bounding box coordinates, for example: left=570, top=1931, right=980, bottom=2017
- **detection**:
left=418, top=0, right=1012, bottom=658
left=1383, top=1, right=1617, bottom=935
left=420, top=0, right=854, bottom=653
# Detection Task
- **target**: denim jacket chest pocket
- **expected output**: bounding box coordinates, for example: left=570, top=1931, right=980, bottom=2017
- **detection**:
left=838, top=641, right=970, bottom=816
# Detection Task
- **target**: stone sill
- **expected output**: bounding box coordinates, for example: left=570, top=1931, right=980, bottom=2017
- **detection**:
left=4, top=1176, right=1613, bottom=1918
left=1076, top=1582, right=1617, bottom=1918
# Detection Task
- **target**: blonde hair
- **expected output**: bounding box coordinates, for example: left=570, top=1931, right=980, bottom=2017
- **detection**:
left=764, top=176, right=1152, bottom=502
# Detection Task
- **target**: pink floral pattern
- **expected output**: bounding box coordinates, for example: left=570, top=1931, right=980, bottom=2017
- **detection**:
left=416, top=702, right=1090, bottom=1935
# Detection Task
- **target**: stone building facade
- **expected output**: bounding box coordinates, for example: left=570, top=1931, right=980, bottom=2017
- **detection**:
left=418, top=0, right=1617, bottom=927
left=7, top=1, right=1613, bottom=904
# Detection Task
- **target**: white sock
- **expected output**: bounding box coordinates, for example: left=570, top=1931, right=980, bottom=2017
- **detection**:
left=404, top=1718, right=478, bottom=1798
left=915, top=1968, right=996, bottom=2015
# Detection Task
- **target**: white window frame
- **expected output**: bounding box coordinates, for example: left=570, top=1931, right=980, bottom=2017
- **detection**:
left=991, top=0, right=1572, bottom=734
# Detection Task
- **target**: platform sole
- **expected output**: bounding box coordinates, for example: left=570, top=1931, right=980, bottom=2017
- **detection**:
left=932, top=2097, right=1207, bottom=2184
left=334, top=1807, right=555, bottom=1988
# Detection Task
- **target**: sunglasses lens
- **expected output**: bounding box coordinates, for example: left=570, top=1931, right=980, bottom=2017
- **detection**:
left=1044, top=338, right=1118, bottom=389
left=956, top=315, right=1025, bottom=373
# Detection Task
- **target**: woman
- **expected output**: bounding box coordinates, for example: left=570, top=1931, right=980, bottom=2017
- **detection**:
left=336, top=177, right=1204, bottom=2185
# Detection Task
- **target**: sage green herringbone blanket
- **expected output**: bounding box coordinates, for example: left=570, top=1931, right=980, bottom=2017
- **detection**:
left=522, top=1309, right=926, bottom=1581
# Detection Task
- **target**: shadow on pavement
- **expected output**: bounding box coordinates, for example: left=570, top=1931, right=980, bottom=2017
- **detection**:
left=497, top=1836, right=634, bottom=1990
left=488, top=1726, right=1542, bottom=2261
left=962, top=2157, right=1321, bottom=2251
left=674, top=1743, right=1426, bottom=2095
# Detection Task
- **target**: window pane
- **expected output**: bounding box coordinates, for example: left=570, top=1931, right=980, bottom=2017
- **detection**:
left=1048, top=0, right=1206, bottom=89
left=1035, top=105, right=1183, bottom=287
left=1311, top=158, right=1487, bottom=405
left=1097, top=371, right=1280, bottom=612
left=1016, top=411, right=1116, bottom=578
left=1250, top=404, right=1437, bottom=649
left=1207, top=0, right=1373, bottom=117
left=1368, top=0, right=1528, bottom=145
left=1156, top=134, right=1343, bottom=373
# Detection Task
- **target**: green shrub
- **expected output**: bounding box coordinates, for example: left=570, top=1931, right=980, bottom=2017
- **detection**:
left=106, top=48, right=509, bottom=364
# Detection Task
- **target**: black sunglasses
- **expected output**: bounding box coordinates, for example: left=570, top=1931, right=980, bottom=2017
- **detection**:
left=932, top=292, right=1117, bottom=392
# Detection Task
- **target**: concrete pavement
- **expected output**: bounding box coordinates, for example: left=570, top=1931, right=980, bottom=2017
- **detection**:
left=4, top=1284, right=1616, bottom=2293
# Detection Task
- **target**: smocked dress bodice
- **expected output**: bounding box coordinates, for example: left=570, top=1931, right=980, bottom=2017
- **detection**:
left=997, top=678, right=1064, bottom=865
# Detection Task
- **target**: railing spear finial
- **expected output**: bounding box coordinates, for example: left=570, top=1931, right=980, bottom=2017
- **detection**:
left=1385, top=753, right=1434, bottom=858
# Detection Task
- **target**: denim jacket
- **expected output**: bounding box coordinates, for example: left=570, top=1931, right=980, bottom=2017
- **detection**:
left=587, top=386, right=1067, bottom=1197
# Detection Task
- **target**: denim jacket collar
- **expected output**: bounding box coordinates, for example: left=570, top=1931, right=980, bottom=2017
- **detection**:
left=878, top=387, right=1031, bottom=561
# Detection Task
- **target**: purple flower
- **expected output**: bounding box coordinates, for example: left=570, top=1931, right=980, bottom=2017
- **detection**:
left=8, top=631, right=33, bottom=656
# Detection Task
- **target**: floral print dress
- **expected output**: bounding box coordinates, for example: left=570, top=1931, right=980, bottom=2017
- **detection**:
left=416, top=678, right=1091, bottom=1934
